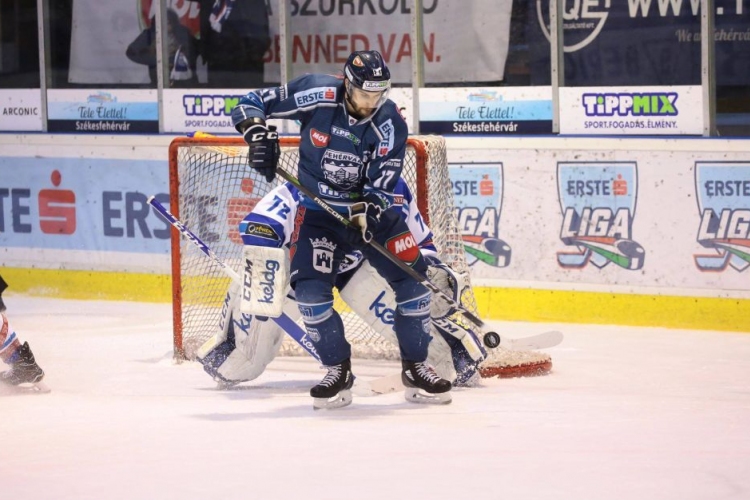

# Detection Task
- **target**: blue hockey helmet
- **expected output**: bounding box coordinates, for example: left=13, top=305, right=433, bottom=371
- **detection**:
left=343, top=50, right=391, bottom=118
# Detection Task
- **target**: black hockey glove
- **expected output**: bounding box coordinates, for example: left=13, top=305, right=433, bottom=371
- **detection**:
left=348, top=193, right=387, bottom=243
left=243, top=123, right=280, bottom=183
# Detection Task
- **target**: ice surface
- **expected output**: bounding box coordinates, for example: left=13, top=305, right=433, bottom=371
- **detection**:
left=2, top=296, right=750, bottom=500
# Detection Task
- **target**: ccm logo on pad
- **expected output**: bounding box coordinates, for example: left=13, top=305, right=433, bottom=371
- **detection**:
left=310, top=128, right=330, bottom=147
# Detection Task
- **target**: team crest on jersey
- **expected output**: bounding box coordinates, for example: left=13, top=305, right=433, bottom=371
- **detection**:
left=557, top=162, right=645, bottom=270
left=387, top=232, right=419, bottom=265
left=694, top=162, right=750, bottom=272
left=311, top=237, right=336, bottom=273
left=310, top=128, right=330, bottom=147
left=321, top=150, right=364, bottom=190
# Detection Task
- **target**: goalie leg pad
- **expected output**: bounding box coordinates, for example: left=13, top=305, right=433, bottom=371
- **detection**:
left=197, top=282, right=287, bottom=386
left=240, top=245, right=288, bottom=318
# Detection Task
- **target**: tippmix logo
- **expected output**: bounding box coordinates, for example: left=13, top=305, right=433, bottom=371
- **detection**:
left=557, top=162, right=645, bottom=270
left=694, top=162, right=750, bottom=272
left=582, top=92, right=678, bottom=117
left=183, top=95, right=242, bottom=116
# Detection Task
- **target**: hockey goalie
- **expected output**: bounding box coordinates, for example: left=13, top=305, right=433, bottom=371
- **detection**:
left=196, top=178, right=490, bottom=395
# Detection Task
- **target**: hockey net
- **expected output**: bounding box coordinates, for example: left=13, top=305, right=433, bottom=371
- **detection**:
left=168, top=135, right=551, bottom=378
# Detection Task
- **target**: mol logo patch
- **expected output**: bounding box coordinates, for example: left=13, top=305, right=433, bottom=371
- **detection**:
left=694, top=162, right=750, bottom=272
left=387, top=232, right=419, bottom=265
left=310, top=128, right=330, bottom=147
left=557, top=162, right=645, bottom=270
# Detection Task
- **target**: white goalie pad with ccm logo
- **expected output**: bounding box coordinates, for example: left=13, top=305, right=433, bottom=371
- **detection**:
left=240, top=245, right=288, bottom=318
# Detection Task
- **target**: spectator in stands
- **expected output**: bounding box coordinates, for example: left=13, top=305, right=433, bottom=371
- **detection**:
left=126, top=9, right=199, bottom=88
left=198, top=0, right=271, bottom=88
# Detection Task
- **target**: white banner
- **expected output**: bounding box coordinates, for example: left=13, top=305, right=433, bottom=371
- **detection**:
left=0, top=90, right=43, bottom=131
left=68, top=0, right=511, bottom=86
left=559, top=86, right=703, bottom=135
left=265, top=0, right=512, bottom=84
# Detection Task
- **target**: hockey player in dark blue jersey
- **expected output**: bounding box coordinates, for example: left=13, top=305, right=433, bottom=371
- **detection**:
left=231, top=50, right=451, bottom=409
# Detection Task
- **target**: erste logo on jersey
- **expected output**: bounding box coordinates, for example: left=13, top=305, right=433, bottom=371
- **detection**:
left=377, top=119, right=395, bottom=157
left=387, top=231, right=420, bottom=265
left=294, top=86, right=336, bottom=107
left=310, top=128, right=330, bottom=147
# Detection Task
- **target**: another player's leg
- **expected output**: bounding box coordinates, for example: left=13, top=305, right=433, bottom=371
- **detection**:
left=365, top=211, right=452, bottom=404
left=338, top=260, right=457, bottom=382
left=0, top=313, right=47, bottom=392
left=292, top=208, right=354, bottom=409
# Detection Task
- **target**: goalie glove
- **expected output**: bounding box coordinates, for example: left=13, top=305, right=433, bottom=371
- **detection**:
left=347, top=192, right=388, bottom=243
left=242, top=120, right=280, bottom=183
left=425, top=256, right=470, bottom=320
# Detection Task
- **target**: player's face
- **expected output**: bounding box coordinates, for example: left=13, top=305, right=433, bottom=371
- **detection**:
left=345, top=82, right=387, bottom=119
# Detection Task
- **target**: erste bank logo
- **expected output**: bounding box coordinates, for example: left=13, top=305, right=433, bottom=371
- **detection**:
left=451, top=165, right=511, bottom=268
left=694, top=162, right=750, bottom=272
left=557, top=162, right=645, bottom=270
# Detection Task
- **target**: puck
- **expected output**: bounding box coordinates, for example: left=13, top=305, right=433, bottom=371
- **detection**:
left=483, top=331, right=501, bottom=349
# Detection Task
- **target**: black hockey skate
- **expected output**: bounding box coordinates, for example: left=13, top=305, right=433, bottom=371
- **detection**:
left=0, top=273, right=7, bottom=312
left=311, top=358, right=354, bottom=410
left=1, top=342, right=49, bottom=393
left=402, top=360, right=452, bottom=405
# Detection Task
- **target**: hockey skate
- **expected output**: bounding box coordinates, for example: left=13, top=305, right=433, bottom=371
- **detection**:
left=0, top=342, right=49, bottom=393
left=311, top=358, right=354, bottom=410
left=401, top=360, right=452, bottom=405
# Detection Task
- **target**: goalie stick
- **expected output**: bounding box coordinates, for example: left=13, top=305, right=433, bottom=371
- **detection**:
left=148, top=196, right=400, bottom=396
left=494, top=330, right=564, bottom=351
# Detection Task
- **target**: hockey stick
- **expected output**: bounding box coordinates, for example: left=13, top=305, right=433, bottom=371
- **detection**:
left=273, top=168, right=485, bottom=330
left=147, top=196, right=402, bottom=396
left=495, top=330, right=564, bottom=351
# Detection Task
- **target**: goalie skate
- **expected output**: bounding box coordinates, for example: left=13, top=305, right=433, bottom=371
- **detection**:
left=402, top=360, right=452, bottom=405
left=311, top=359, right=354, bottom=410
